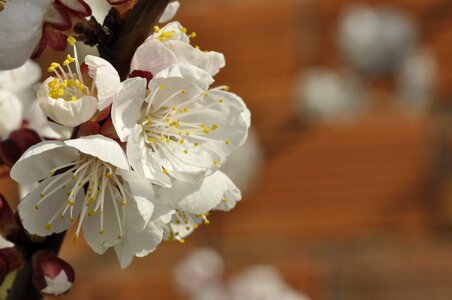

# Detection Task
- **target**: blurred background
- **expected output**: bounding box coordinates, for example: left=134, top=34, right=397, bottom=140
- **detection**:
left=2, top=0, right=452, bottom=298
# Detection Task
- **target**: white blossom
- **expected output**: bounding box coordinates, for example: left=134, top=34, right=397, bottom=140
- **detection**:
left=337, top=5, right=417, bottom=75
left=0, top=90, right=23, bottom=138
left=131, top=21, right=225, bottom=76
left=38, top=37, right=120, bottom=127
left=157, top=171, right=241, bottom=243
left=10, top=135, right=156, bottom=255
left=112, top=63, right=250, bottom=185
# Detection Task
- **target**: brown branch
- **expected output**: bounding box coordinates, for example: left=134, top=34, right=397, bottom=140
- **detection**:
left=98, top=0, right=170, bottom=79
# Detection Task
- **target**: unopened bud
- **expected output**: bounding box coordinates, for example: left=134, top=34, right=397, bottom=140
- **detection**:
left=32, top=250, right=75, bottom=296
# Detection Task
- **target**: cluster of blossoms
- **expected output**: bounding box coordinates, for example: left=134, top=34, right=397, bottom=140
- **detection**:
left=9, top=19, right=250, bottom=273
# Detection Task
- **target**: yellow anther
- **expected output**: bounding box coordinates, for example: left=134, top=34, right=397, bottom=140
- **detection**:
left=51, top=62, right=60, bottom=68
left=218, top=98, right=225, bottom=103
left=66, top=54, right=75, bottom=63
left=203, top=92, right=209, bottom=97
left=154, top=25, right=161, bottom=32
left=194, top=143, right=199, bottom=147
left=121, top=199, right=127, bottom=206
left=60, top=214, right=65, bottom=219
left=185, top=132, right=190, bottom=136
left=88, top=209, right=95, bottom=217
left=225, top=139, right=230, bottom=145
left=195, top=45, right=200, bottom=49
left=166, top=138, right=171, bottom=143
left=159, top=84, right=165, bottom=90
left=57, top=89, right=65, bottom=97
left=181, top=89, right=187, bottom=94
left=194, top=224, right=199, bottom=229
left=211, top=124, right=218, bottom=130
left=73, top=234, right=79, bottom=241
left=99, top=230, right=104, bottom=234
left=183, top=150, right=188, bottom=154
left=181, top=27, right=188, bottom=33
left=190, top=32, right=197, bottom=38
left=162, top=168, right=168, bottom=174
left=44, top=224, right=52, bottom=230
left=47, top=66, right=55, bottom=73
left=149, top=138, right=155, bottom=143
left=165, top=117, right=171, bottom=123
left=179, top=238, right=185, bottom=244
left=70, top=217, right=75, bottom=222
left=222, top=197, right=227, bottom=203
left=67, top=36, right=77, bottom=45
left=35, top=205, right=39, bottom=210
left=179, top=139, right=185, bottom=144
left=213, top=160, right=219, bottom=166
left=40, top=192, right=45, bottom=198
left=223, top=86, right=230, bottom=91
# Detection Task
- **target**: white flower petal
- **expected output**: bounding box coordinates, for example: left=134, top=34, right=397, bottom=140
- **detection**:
left=0, top=235, right=13, bottom=249
left=83, top=188, right=124, bottom=254
left=159, top=1, right=180, bottom=23
left=118, top=169, right=155, bottom=231
left=0, top=0, right=50, bottom=69
left=0, top=90, right=23, bottom=137
left=126, top=125, right=172, bottom=186
left=111, top=77, right=147, bottom=142
left=114, top=221, right=163, bottom=269
left=18, top=172, right=84, bottom=236
left=85, top=55, right=121, bottom=110
left=10, top=141, right=79, bottom=185
left=159, top=171, right=239, bottom=214
left=0, top=60, right=41, bottom=93
left=130, top=40, right=178, bottom=75
left=42, top=270, right=72, bottom=296
left=65, top=135, right=129, bottom=170
left=38, top=78, right=98, bottom=127
left=165, top=41, right=225, bottom=76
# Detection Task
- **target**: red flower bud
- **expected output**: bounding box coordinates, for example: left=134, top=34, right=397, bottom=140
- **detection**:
left=32, top=250, right=75, bottom=296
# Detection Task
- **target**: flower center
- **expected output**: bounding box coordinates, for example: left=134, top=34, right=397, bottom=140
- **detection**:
left=139, top=85, right=230, bottom=170
left=36, top=154, right=128, bottom=241
left=46, top=37, right=91, bottom=102
left=164, top=209, right=211, bottom=244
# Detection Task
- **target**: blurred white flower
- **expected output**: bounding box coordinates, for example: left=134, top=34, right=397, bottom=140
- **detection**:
left=294, top=67, right=368, bottom=124
left=0, top=90, right=23, bottom=138
left=0, top=0, right=50, bottom=69
left=38, top=37, right=120, bottom=127
left=112, top=63, right=250, bottom=186
left=131, top=21, right=225, bottom=77
left=175, top=247, right=224, bottom=295
left=396, top=49, right=437, bottom=115
left=221, top=129, right=263, bottom=193
left=176, top=249, right=310, bottom=300
left=10, top=135, right=157, bottom=257
left=229, top=266, right=309, bottom=300
left=0, top=0, right=91, bottom=70
left=338, top=5, right=417, bottom=75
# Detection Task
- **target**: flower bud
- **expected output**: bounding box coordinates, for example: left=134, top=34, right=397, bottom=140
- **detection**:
left=32, top=250, right=75, bottom=296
